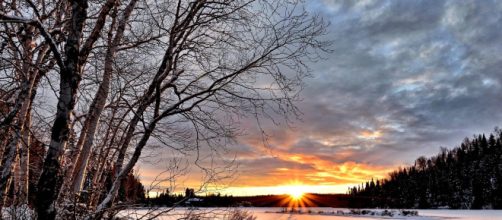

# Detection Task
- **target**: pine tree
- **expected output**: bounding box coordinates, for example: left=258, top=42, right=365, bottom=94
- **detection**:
left=350, top=129, right=502, bottom=209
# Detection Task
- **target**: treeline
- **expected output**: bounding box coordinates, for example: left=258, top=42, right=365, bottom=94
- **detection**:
left=145, top=191, right=353, bottom=207
left=349, top=129, right=502, bottom=209
left=146, top=189, right=237, bottom=207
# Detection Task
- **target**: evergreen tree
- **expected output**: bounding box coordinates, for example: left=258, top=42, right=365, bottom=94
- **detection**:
left=350, top=129, right=502, bottom=209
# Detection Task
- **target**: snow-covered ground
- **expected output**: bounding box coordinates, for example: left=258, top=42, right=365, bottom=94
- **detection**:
left=119, top=207, right=502, bottom=219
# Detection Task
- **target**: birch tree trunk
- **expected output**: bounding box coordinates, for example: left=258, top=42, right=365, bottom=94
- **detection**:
left=68, top=0, right=138, bottom=196
left=59, top=0, right=117, bottom=196
left=14, top=26, right=37, bottom=205
left=14, top=95, right=32, bottom=205
left=0, top=23, right=37, bottom=206
left=0, top=72, right=39, bottom=208
left=34, top=1, right=89, bottom=219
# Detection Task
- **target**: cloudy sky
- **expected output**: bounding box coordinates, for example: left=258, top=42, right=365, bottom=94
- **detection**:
left=140, top=0, right=502, bottom=196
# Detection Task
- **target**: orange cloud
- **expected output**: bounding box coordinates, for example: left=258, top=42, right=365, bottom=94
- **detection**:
left=223, top=145, right=396, bottom=190
left=138, top=126, right=401, bottom=196
left=358, top=130, right=383, bottom=140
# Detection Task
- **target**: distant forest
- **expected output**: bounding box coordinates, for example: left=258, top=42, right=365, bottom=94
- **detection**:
left=349, top=129, right=502, bottom=209
left=145, top=191, right=353, bottom=208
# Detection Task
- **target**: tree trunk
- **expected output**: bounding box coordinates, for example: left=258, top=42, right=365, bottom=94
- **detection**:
left=69, top=0, right=138, bottom=195
left=0, top=71, right=39, bottom=208
left=59, top=0, right=117, bottom=196
left=15, top=28, right=36, bottom=205
left=34, top=1, right=89, bottom=219
left=15, top=101, right=31, bottom=205
left=0, top=24, right=38, bottom=207
left=0, top=134, right=20, bottom=209
left=91, top=123, right=156, bottom=220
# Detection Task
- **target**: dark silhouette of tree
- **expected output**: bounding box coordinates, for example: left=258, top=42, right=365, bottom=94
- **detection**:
left=185, top=188, right=195, bottom=198
left=118, top=172, right=145, bottom=204
left=349, top=128, right=502, bottom=209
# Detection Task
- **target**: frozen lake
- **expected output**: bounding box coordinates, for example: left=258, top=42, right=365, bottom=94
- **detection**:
left=119, top=207, right=502, bottom=219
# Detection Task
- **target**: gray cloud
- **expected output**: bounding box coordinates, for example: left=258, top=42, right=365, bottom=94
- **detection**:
left=293, top=0, right=502, bottom=165
left=236, top=0, right=502, bottom=167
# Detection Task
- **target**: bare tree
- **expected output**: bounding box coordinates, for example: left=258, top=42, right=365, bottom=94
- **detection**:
left=65, top=0, right=136, bottom=198
left=0, top=0, right=329, bottom=219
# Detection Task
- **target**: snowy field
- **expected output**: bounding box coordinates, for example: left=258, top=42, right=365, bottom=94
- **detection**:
left=119, top=207, right=502, bottom=219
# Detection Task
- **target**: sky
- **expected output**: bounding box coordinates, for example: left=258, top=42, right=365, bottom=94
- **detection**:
left=139, top=0, right=502, bottom=196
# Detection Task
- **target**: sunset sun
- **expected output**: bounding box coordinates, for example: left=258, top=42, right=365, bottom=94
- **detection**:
left=288, top=191, right=304, bottom=200
left=278, top=184, right=315, bottom=208
left=280, top=184, right=308, bottom=201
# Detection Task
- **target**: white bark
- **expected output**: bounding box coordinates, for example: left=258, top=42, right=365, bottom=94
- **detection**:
left=0, top=66, right=40, bottom=205
left=69, top=0, right=138, bottom=194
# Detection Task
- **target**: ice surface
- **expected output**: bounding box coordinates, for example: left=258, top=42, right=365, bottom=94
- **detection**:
left=119, top=207, right=502, bottom=220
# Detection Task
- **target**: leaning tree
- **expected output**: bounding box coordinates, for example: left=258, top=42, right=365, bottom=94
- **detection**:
left=0, top=0, right=329, bottom=219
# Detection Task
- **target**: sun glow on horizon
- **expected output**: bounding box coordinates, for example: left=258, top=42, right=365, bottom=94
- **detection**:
left=276, top=183, right=317, bottom=208
left=280, top=184, right=310, bottom=198
left=148, top=184, right=359, bottom=197
left=288, top=190, right=304, bottom=200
